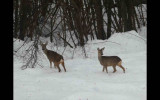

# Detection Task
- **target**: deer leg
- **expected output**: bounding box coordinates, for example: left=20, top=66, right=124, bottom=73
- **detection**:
left=102, top=67, right=105, bottom=72
left=112, top=66, right=117, bottom=73
left=61, top=62, right=66, bottom=72
left=105, top=66, right=108, bottom=73
left=53, top=63, right=57, bottom=69
left=57, top=64, right=61, bottom=72
left=117, top=61, right=125, bottom=73
left=118, top=65, right=125, bottom=73
left=49, top=61, right=52, bottom=68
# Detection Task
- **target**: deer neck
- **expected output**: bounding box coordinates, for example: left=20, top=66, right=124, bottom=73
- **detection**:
left=98, top=53, right=102, bottom=61
left=43, top=48, right=48, bottom=55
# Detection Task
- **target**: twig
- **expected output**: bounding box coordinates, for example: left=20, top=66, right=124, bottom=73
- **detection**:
left=127, top=32, right=146, bottom=42
left=61, top=46, right=68, bottom=56
left=36, top=62, right=44, bottom=68
left=89, top=40, right=121, bottom=45
left=21, top=65, right=27, bottom=70
left=58, top=33, right=73, bottom=48
left=14, top=37, right=29, bottom=53
left=71, top=48, right=76, bottom=59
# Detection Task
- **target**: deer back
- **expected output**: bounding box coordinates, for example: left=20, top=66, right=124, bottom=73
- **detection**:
left=99, top=56, right=121, bottom=66
left=45, top=50, right=63, bottom=62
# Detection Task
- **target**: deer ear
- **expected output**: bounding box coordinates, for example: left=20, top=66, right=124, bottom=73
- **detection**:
left=97, top=48, right=99, bottom=50
left=102, top=47, right=105, bottom=50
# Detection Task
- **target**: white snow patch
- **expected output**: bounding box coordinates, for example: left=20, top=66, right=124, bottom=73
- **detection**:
left=14, top=30, right=146, bottom=100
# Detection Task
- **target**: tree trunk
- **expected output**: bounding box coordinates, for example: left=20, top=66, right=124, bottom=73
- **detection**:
left=94, top=0, right=106, bottom=40
left=103, top=0, right=112, bottom=39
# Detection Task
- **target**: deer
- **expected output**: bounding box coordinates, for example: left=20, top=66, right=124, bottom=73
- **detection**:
left=97, top=47, right=125, bottom=73
left=40, top=41, right=66, bottom=72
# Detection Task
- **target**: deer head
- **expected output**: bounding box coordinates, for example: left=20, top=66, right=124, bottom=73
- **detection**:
left=97, top=47, right=105, bottom=56
left=40, top=41, right=48, bottom=51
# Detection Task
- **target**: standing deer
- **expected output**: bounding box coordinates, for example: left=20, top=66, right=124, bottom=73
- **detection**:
left=40, top=41, right=66, bottom=72
left=97, top=47, right=125, bottom=73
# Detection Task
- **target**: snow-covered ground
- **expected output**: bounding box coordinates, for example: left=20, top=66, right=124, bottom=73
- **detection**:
left=14, top=29, right=146, bottom=100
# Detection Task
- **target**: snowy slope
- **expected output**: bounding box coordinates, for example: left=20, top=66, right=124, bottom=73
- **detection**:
left=14, top=30, right=146, bottom=100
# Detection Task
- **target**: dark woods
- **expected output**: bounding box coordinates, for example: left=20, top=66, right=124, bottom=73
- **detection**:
left=13, top=0, right=147, bottom=47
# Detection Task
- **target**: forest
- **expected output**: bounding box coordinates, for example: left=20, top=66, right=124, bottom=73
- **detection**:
left=13, top=0, right=147, bottom=69
left=13, top=0, right=146, bottom=45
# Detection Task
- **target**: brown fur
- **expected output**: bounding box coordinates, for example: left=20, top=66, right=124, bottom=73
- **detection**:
left=40, top=41, right=66, bottom=72
left=97, top=47, right=125, bottom=73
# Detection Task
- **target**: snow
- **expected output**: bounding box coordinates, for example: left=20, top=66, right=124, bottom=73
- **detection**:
left=14, top=29, right=146, bottom=100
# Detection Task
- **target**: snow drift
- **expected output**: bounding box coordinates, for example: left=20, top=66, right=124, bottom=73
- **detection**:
left=14, top=30, right=146, bottom=100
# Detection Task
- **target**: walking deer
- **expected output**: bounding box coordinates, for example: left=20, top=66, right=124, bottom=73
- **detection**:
left=97, top=47, right=125, bottom=73
left=40, top=41, right=66, bottom=72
